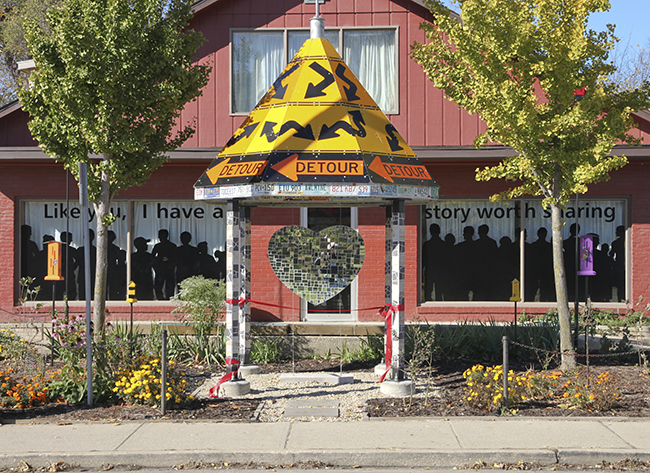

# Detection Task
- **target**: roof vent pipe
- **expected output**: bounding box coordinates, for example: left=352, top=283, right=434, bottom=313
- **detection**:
left=310, top=0, right=324, bottom=39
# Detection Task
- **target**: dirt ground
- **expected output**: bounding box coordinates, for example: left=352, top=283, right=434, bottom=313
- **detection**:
left=2, top=357, right=649, bottom=422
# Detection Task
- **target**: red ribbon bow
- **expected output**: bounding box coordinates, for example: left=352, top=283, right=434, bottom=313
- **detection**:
left=226, top=296, right=250, bottom=307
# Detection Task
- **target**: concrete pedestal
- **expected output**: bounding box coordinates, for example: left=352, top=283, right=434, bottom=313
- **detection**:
left=219, top=379, right=251, bottom=397
left=374, top=363, right=388, bottom=376
left=380, top=379, right=412, bottom=397
left=238, top=364, right=261, bottom=376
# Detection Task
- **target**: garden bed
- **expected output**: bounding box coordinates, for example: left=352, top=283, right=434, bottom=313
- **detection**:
left=1, top=358, right=649, bottom=422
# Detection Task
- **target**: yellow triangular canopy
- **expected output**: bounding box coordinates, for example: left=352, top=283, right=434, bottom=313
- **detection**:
left=195, top=37, right=438, bottom=202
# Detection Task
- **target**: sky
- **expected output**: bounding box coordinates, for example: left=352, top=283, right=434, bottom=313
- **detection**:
left=588, top=0, right=650, bottom=53
left=439, top=0, right=650, bottom=54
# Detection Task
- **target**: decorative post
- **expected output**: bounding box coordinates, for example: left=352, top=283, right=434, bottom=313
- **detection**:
left=45, top=240, right=64, bottom=366
left=126, top=281, right=137, bottom=356
left=225, top=200, right=241, bottom=375
left=238, top=205, right=259, bottom=375
left=221, top=200, right=251, bottom=396
left=510, top=278, right=521, bottom=342
left=376, top=205, right=393, bottom=377
left=390, top=199, right=406, bottom=380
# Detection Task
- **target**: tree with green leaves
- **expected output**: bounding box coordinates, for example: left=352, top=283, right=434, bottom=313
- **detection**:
left=19, top=0, right=210, bottom=338
left=411, top=0, right=650, bottom=370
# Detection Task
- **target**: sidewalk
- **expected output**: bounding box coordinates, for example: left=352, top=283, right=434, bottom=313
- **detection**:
left=2, top=417, right=650, bottom=469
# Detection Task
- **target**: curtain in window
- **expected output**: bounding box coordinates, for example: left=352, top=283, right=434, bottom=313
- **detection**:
left=344, top=30, right=396, bottom=112
left=22, top=201, right=129, bottom=302
left=132, top=202, right=226, bottom=301
left=232, top=31, right=284, bottom=113
left=423, top=201, right=518, bottom=302
left=288, top=30, right=340, bottom=59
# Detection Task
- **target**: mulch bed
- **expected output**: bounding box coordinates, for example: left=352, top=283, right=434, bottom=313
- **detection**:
left=366, top=361, right=650, bottom=418
left=1, top=358, right=649, bottom=422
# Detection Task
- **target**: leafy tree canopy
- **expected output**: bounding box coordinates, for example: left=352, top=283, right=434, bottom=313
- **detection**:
left=411, top=0, right=650, bottom=208
left=20, top=0, right=210, bottom=204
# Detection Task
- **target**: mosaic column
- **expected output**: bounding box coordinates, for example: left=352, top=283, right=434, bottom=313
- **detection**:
left=239, top=205, right=252, bottom=365
left=225, top=200, right=241, bottom=375
left=384, top=205, right=392, bottom=369
left=390, top=199, right=406, bottom=380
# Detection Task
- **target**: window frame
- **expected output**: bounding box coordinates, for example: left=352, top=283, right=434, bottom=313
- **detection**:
left=229, top=26, right=400, bottom=116
left=18, top=198, right=227, bottom=304
left=419, top=197, right=631, bottom=306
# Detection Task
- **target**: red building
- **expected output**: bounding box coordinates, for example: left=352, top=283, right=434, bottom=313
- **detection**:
left=2, top=0, right=650, bottom=325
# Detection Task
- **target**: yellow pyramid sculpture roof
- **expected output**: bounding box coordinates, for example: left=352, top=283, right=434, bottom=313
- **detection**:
left=195, top=37, right=438, bottom=204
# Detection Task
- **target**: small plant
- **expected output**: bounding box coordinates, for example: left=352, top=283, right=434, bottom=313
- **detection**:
left=167, top=329, right=226, bottom=365
left=46, top=368, right=88, bottom=404
left=463, top=364, right=621, bottom=413
left=559, top=372, right=620, bottom=411
left=171, top=276, right=226, bottom=364
left=50, top=312, right=88, bottom=371
left=463, top=364, right=519, bottom=410
left=17, top=277, right=42, bottom=310
left=0, top=368, right=52, bottom=408
left=112, top=356, right=190, bottom=407
left=251, top=337, right=281, bottom=364
left=0, top=329, right=34, bottom=363
left=405, top=322, right=437, bottom=407
left=358, top=332, right=383, bottom=363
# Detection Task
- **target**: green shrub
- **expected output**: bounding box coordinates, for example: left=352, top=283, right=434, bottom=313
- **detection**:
left=171, top=276, right=227, bottom=365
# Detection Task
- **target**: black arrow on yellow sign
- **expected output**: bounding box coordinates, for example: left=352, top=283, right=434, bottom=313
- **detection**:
left=261, top=121, right=315, bottom=142
left=319, top=110, right=366, bottom=140
left=305, top=62, right=335, bottom=98
left=225, top=122, right=259, bottom=148
left=385, top=124, right=404, bottom=152
left=335, top=64, right=360, bottom=102
left=271, top=62, right=300, bottom=99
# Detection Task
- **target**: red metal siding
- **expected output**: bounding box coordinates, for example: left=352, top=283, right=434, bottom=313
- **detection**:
left=0, top=109, right=38, bottom=147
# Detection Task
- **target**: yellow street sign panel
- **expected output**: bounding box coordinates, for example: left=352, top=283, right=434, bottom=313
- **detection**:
left=195, top=37, right=437, bottom=190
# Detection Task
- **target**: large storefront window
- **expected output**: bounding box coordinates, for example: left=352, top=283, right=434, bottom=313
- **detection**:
left=20, top=200, right=226, bottom=302
left=422, top=199, right=627, bottom=303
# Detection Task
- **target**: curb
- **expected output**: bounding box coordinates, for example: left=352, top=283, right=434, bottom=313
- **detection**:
left=2, top=449, right=650, bottom=470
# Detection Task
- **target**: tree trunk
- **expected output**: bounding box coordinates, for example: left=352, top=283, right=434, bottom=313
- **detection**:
left=92, top=153, right=112, bottom=341
left=550, top=169, right=576, bottom=371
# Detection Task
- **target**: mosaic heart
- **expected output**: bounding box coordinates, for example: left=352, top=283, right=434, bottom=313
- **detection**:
left=268, top=225, right=365, bottom=305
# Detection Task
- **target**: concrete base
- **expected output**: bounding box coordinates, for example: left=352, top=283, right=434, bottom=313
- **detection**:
left=283, top=398, right=339, bottom=418
left=279, top=373, right=354, bottom=385
left=374, top=363, right=388, bottom=376
left=238, top=364, right=261, bottom=376
left=380, top=379, right=412, bottom=397
left=219, top=379, right=251, bottom=397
